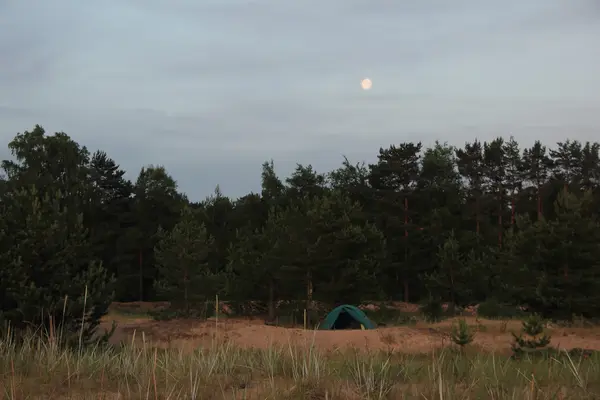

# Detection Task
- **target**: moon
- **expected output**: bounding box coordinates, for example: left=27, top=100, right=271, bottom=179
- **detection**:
left=361, top=78, right=372, bottom=90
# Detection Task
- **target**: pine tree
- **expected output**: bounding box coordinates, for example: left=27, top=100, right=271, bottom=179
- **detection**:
left=451, top=319, right=475, bottom=350
left=456, top=140, right=485, bottom=234
left=154, top=206, right=216, bottom=314
left=0, top=186, right=114, bottom=344
left=500, top=189, right=600, bottom=319
left=133, top=165, right=185, bottom=301
left=521, top=141, right=553, bottom=220
left=368, top=142, right=422, bottom=301
left=228, top=205, right=292, bottom=321
left=511, top=314, right=551, bottom=358
left=0, top=126, right=115, bottom=345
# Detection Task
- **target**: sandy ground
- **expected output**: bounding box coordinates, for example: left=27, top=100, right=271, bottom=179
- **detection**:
left=101, top=302, right=600, bottom=355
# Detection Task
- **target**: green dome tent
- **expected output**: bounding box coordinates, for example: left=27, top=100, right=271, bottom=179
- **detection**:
left=319, top=304, right=376, bottom=330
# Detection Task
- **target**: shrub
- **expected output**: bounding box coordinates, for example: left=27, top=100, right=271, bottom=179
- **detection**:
left=477, top=298, right=525, bottom=319
left=451, top=319, right=475, bottom=350
left=420, top=297, right=444, bottom=323
left=511, top=314, right=551, bottom=359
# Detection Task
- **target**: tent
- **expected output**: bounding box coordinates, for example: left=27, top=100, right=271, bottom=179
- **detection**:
left=319, top=304, right=376, bottom=330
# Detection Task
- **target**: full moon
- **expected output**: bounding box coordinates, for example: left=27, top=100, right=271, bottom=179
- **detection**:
left=361, top=78, right=372, bottom=90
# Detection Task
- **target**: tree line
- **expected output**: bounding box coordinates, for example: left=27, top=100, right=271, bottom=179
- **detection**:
left=2, top=125, right=600, bottom=339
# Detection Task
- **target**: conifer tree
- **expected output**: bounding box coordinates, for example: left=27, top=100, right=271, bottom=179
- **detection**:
left=154, top=206, right=216, bottom=313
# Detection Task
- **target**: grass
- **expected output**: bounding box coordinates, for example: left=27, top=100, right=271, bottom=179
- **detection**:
left=2, top=326, right=600, bottom=399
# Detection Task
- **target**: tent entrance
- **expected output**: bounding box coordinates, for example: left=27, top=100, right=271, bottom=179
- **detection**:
left=331, top=311, right=363, bottom=330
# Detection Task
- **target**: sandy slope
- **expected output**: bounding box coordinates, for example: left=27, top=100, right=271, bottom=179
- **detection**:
left=100, top=308, right=600, bottom=354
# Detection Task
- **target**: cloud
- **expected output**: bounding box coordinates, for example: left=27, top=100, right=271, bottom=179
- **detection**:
left=1, top=0, right=599, bottom=199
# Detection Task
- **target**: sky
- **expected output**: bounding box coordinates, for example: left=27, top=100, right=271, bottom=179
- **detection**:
left=1, top=0, right=599, bottom=200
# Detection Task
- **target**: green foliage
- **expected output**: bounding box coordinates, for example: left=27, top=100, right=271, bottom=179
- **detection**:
left=132, top=165, right=186, bottom=301
left=0, top=126, right=114, bottom=345
left=154, top=206, right=218, bottom=313
left=477, top=298, right=525, bottom=319
left=420, top=297, right=444, bottom=323
left=5, top=124, right=600, bottom=333
left=426, top=230, right=489, bottom=307
left=450, top=319, right=475, bottom=348
left=511, top=314, right=552, bottom=358
left=501, top=189, right=600, bottom=320
left=87, top=150, right=135, bottom=302
left=297, top=190, right=386, bottom=305
left=363, top=306, right=418, bottom=327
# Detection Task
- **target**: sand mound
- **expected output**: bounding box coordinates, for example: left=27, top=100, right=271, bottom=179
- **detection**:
left=100, top=313, right=600, bottom=355
left=103, top=316, right=446, bottom=353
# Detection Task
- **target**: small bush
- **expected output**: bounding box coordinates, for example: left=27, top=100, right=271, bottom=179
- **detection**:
left=363, top=307, right=417, bottom=327
left=420, top=297, right=444, bottom=323
left=477, top=298, right=525, bottom=319
left=511, top=314, right=551, bottom=359
left=451, top=319, right=475, bottom=349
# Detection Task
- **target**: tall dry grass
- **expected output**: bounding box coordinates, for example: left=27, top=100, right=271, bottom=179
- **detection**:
left=1, top=324, right=600, bottom=399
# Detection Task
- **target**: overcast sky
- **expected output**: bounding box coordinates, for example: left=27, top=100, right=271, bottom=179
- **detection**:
left=1, top=0, right=599, bottom=200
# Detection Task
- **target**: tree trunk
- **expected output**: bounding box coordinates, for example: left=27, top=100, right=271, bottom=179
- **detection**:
left=563, top=187, right=570, bottom=283
left=184, top=273, right=189, bottom=314
left=449, top=262, right=455, bottom=306
left=139, top=249, right=144, bottom=301
left=498, top=194, right=503, bottom=247
left=404, top=197, right=410, bottom=302
left=476, top=195, right=480, bottom=234
left=306, top=270, right=313, bottom=313
left=537, top=182, right=543, bottom=220
left=268, top=279, right=275, bottom=321
left=511, top=196, right=516, bottom=225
